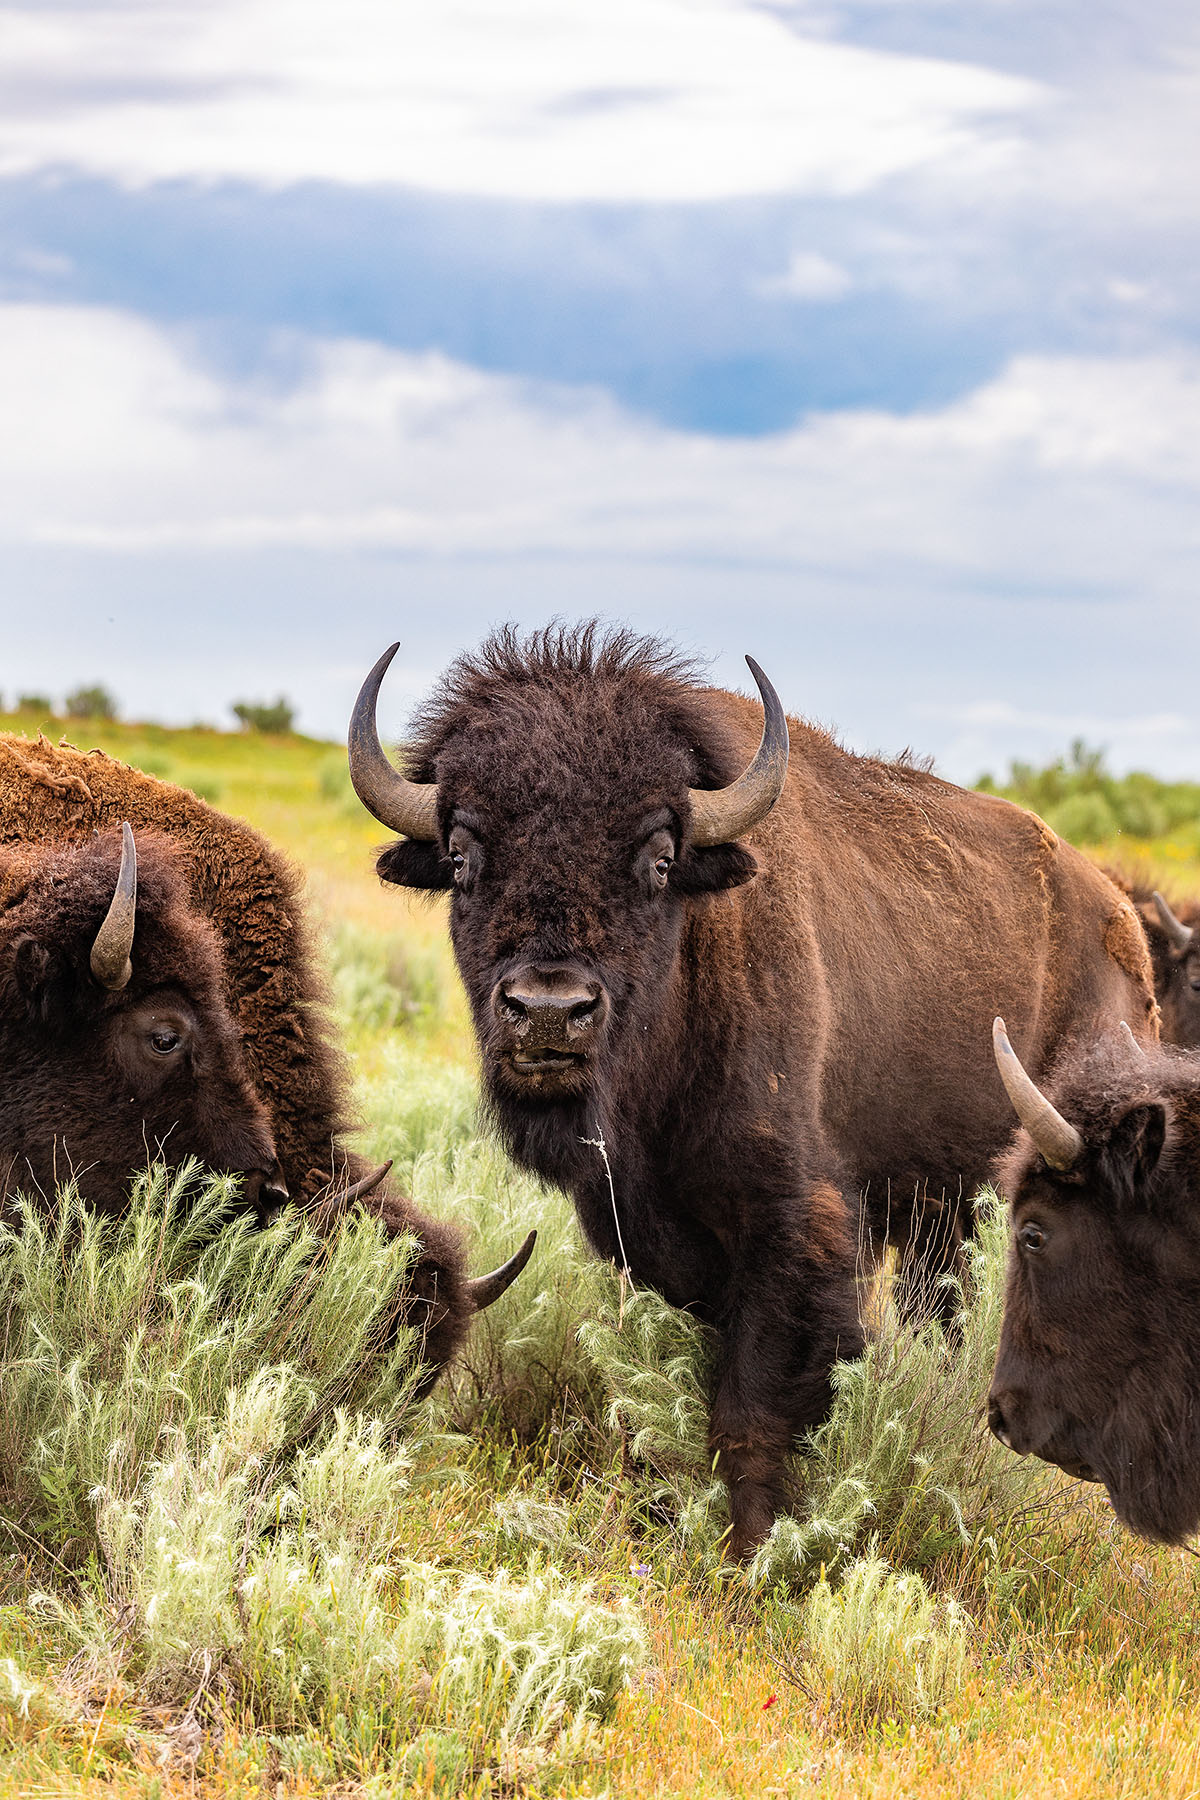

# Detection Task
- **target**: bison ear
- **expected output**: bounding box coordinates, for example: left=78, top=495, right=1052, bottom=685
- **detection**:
left=2, top=934, right=55, bottom=1020
left=1103, top=1101, right=1167, bottom=1204
left=670, top=843, right=759, bottom=894
left=376, top=839, right=454, bottom=891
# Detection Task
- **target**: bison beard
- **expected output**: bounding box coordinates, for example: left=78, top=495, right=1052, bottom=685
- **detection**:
left=356, top=622, right=1156, bottom=1558
left=0, top=735, right=532, bottom=1387
left=989, top=1026, right=1200, bottom=1545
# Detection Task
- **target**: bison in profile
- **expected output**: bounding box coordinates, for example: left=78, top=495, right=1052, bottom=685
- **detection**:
left=989, top=1018, right=1200, bottom=1544
left=0, top=733, right=532, bottom=1380
left=348, top=624, right=1154, bottom=1557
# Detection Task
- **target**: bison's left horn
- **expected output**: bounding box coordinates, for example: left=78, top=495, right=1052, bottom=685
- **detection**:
left=348, top=643, right=439, bottom=840
left=1152, top=891, right=1195, bottom=952
left=90, top=821, right=137, bottom=991
left=1119, top=1020, right=1147, bottom=1060
left=992, top=1017, right=1083, bottom=1172
left=688, top=655, right=789, bottom=847
left=465, top=1229, right=537, bottom=1312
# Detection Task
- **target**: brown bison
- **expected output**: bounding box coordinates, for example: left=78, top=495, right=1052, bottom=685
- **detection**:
left=1132, top=887, right=1200, bottom=1048
left=349, top=625, right=1155, bottom=1557
left=989, top=1018, right=1200, bottom=1544
left=0, top=733, right=532, bottom=1378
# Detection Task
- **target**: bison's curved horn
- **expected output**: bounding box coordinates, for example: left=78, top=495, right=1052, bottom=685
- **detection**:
left=339, top=1159, right=394, bottom=1205
left=1119, top=1020, right=1147, bottom=1060
left=992, top=1017, right=1083, bottom=1172
left=90, top=821, right=137, bottom=992
left=465, top=1229, right=537, bottom=1312
left=1152, top=891, right=1195, bottom=952
left=348, top=643, right=439, bottom=841
left=687, top=655, right=789, bottom=847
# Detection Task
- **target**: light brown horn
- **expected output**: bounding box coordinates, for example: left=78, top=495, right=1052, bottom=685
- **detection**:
left=348, top=643, right=439, bottom=840
left=992, top=1017, right=1083, bottom=1171
left=90, top=821, right=137, bottom=991
left=465, top=1229, right=537, bottom=1312
left=1152, top=891, right=1195, bottom=952
left=339, top=1159, right=393, bottom=1205
left=688, top=655, right=789, bottom=847
left=1119, top=1020, right=1147, bottom=1060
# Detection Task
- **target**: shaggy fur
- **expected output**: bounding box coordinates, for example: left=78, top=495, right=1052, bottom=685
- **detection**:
left=990, top=1033, right=1200, bottom=1544
left=0, top=829, right=279, bottom=1214
left=375, top=623, right=1157, bottom=1556
left=0, top=734, right=471, bottom=1378
left=1106, top=871, right=1200, bottom=1048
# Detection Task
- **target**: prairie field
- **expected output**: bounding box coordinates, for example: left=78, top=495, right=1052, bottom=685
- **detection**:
left=2, top=708, right=1200, bottom=1799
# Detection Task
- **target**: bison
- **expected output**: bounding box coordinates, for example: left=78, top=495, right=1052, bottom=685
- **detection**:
left=1132, top=887, right=1200, bottom=1048
left=349, top=624, right=1155, bottom=1557
left=0, top=732, right=533, bottom=1379
left=989, top=1017, right=1200, bottom=1544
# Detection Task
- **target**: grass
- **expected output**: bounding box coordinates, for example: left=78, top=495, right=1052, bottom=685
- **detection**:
left=2, top=712, right=1200, bottom=1796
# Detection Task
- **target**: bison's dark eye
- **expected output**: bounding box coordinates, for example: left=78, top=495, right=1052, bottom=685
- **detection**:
left=1018, top=1221, right=1046, bottom=1253
left=653, top=853, right=673, bottom=887
left=451, top=851, right=466, bottom=880
left=149, top=1028, right=183, bottom=1056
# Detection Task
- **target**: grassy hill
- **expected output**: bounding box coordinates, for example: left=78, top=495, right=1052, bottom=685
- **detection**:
left=2, top=715, right=1199, bottom=1799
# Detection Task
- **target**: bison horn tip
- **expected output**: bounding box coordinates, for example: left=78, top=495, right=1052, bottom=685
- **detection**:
left=466, top=1228, right=538, bottom=1313
left=90, top=820, right=137, bottom=991
left=1152, top=891, right=1195, bottom=952
left=992, top=1015, right=1083, bottom=1172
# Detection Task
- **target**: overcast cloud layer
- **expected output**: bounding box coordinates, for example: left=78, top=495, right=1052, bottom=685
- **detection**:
left=1, top=0, right=1198, bottom=780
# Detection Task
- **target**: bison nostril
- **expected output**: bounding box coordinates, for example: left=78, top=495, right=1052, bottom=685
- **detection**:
left=567, top=993, right=601, bottom=1029
left=987, top=1396, right=1013, bottom=1450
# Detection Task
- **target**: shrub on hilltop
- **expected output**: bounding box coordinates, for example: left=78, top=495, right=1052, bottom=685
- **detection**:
left=976, top=738, right=1200, bottom=845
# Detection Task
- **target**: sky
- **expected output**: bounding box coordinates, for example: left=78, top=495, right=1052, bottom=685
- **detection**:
left=1, top=0, right=1198, bottom=780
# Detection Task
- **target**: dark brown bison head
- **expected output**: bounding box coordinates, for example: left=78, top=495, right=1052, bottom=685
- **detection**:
left=0, top=824, right=288, bottom=1217
left=988, top=1017, right=1200, bottom=1544
left=349, top=625, right=786, bottom=1174
left=1142, top=891, right=1200, bottom=1048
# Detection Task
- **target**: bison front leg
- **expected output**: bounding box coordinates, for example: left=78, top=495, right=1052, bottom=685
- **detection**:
left=709, top=1200, right=863, bottom=1562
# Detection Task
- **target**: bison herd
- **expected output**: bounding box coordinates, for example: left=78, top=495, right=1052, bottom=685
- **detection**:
left=4, top=624, right=1200, bottom=1559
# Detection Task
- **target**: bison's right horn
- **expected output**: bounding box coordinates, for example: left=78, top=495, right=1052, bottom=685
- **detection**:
left=687, top=655, right=789, bottom=847
left=992, top=1017, right=1083, bottom=1172
left=1119, top=1020, right=1147, bottom=1060
left=348, top=643, right=439, bottom=840
left=339, top=1159, right=393, bottom=1205
left=465, top=1229, right=537, bottom=1312
left=1152, top=891, right=1195, bottom=952
left=90, top=821, right=137, bottom=992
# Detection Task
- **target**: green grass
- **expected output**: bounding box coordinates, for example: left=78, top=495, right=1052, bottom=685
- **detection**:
left=3, top=715, right=1200, bottom=1798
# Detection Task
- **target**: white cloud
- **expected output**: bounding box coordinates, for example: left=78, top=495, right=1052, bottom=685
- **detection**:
left=0, top=0, right=1038, bottom=201
left=754, top=250, right=854, bottom=299
left=2, top=305, right=1198, bottom=617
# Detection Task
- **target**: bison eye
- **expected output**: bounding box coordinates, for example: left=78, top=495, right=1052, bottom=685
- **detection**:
left=1018, top=1221, right=1046, bottom=1252
left=653, top=853, right=673, bottom=887
left=149, top=1028, right=183, bottom=1056
left=450, top=851, right=466, bottom=880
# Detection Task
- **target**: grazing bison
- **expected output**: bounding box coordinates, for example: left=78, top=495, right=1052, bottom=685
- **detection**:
left=350, top=625, right=1155, bottom=1557
left=989, top=1018, right=1200, bottom=1544
left=0, top=733, right=533, bottom=1379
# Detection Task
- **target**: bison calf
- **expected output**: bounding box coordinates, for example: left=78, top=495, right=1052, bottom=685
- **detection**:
left=990, top=1018, right=1200, bottom=1544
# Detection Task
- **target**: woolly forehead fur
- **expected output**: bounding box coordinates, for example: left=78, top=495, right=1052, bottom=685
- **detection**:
left=996, top=1033, right=1200, bottom=1214
left=0, top=827, right=225, bottom=1004
left=402, top=623, right=754, bottom=817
